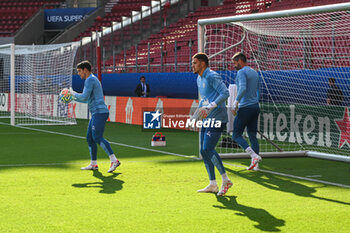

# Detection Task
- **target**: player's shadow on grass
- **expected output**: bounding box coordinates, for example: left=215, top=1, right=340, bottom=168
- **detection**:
left=225, top=167, right=350, bottom=206
left=72, top=170, right=124, bottom=194
left=214, top=195, right=285, bottom=232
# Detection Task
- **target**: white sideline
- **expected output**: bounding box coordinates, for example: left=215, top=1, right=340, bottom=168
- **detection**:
left=1, top=123, right=193, bottom=159
left=1, top=123, right=349, bottom=189
left=0, top=159, right=194, bottom=167
left=0, top=162, right=82, bottom=167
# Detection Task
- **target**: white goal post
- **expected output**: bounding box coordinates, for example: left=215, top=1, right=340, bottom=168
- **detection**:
left=198, top=3, right=350, bottom=162
left=0, top=42, right=79, bottom=126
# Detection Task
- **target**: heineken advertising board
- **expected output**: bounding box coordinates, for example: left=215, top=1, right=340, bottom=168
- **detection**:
left=259, top=104, right=350, bottom=153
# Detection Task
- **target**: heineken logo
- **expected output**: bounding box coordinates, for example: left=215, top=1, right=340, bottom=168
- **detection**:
left=259, top=104, right=349, bottom=150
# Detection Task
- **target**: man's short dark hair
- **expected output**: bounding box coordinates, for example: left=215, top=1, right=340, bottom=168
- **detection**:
left=140, top=76, right=146, bottom=80
left=328, top=77, right=336, bottom=84
left=232, top=52, right=247, bottom=63
left=192, top=52, right=209, bottom=66
left=77, top=60, right=92, bottom=71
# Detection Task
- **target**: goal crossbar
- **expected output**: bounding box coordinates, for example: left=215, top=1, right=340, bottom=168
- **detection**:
left=198, top=2, right=350, bottom=26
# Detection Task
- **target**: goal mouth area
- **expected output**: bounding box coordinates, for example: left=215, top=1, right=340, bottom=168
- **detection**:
left=198, top=2, right=350, bottom=163
left=0, top=42, right=79, bottom=126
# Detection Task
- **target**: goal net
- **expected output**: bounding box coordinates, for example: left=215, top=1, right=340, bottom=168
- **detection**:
left=0, top=42, right=79, bottom=126
left=198, top=3, right=350, bottom=160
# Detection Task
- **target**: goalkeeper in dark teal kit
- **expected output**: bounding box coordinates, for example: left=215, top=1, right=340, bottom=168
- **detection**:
left=192, top=53, right=232, bottom=196
left=69, top=60, right=120, bottom=172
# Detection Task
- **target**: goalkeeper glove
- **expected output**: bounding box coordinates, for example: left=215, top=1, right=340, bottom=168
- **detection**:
left=198, top=102, right=217, bottom=119
left=69, top=87, right=76, bottom=96
left=232, top=100, right=239, bottom=116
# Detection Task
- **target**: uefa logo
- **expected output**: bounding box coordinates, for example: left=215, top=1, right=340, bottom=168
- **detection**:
left=143, top=110, right=162, bottom=129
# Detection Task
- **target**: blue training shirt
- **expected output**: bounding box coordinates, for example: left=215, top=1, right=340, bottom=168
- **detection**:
left=197, top=68, right=229, bottom=123
left=235, top=66, right=261, bottom=108
left=73, top=73, right=109, bottom=115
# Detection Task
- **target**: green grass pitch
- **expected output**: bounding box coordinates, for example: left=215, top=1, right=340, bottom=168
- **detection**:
left=0, top=119, right=349, bottom=232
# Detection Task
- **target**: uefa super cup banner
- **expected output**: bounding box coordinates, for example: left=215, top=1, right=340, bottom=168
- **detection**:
left=44, top=8, right=95, bottom=30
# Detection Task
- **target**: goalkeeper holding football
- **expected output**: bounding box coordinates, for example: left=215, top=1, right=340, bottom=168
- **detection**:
left=69, top=60, right=120, bottom=172
left=192, top=53, right=232, bottom=196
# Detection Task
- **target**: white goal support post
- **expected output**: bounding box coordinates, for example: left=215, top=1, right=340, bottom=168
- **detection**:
left=0, top=42, right=80, bottom=126
left=198, top=3, right=350, bottom=162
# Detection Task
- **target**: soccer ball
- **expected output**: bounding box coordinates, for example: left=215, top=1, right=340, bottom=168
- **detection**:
left=59, top=88, right=73, bottom=103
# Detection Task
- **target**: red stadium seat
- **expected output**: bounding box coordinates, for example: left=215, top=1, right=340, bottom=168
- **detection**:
left=98, top=0, right=350, bottom=73
left=0, top=0, right=64, bottom=35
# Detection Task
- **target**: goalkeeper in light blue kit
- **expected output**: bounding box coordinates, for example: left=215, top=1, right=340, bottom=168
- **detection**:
left=231, top=52, right=262, bottom=170
left=69, top=60, right=120, bottom=172
left=192, top=53, right=233, bottom=196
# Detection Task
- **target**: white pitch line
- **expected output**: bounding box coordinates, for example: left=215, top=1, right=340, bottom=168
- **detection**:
left=1, top=123, right=349, bottom=189
left=260, top=169, right=350, bottom=189
left=306, top=175, right=322, bottom=178
left=6, top=124, right=195, bottom=159
left=0, top=132, right=43, bottom=135
left=0, top=162, right=82, bottom=167
left=223, top=161, right=350, bottom=189
left=0, top=159, right=196, bottom=168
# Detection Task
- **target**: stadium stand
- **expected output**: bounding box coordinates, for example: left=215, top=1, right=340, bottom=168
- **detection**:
left=102, top=0, right=270, bottom=73
left=96, top=0, right=350, bottom=73
left=8, top=0, right=341, bottom=72
left=0, top=0, right=63, bottom=37
left=74, top=0, right=187, bottom=73
left=74, top=0, right=154, bottom=41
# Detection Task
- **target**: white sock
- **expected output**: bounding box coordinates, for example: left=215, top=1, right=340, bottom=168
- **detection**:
left=245, top=147, right=259, bottom=159
left=221, top=173, right=229, bottom=182
left=209, top=180, right=217, bottom=186
left=109, top=154, right=117, bottom=162
left=91, top=160, right=97, bottom=166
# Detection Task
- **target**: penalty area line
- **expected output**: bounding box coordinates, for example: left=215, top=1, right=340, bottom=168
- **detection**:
left=223, top=161, right=350, bottom=189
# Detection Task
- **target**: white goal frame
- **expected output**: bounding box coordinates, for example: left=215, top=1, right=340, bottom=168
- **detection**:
left=0, top=42, right=80, bottom=126
left=197, top=2, right=350, bottom=162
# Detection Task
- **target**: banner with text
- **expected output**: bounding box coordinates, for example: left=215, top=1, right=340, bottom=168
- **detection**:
left=44, top=8, right=95, bottom=30
left=2, top=94, right=349, bottom=151
left=259, top=104, right=349, bottom=150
